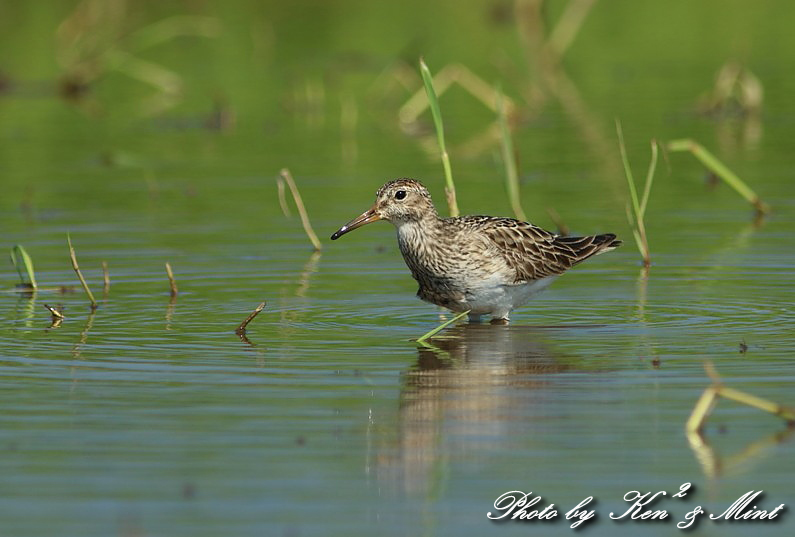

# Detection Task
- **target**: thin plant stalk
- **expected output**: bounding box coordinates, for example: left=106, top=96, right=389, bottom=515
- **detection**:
left=279, top=168, right=322, bottom=251
left=276, top=176, right=291, bottom=217
left=685, top=387, right=719, bottom=434
left=67, top=234, right=98, bottom=310
left=102, top=260, right=110, bottom=294
left=496, top=86, right=527, bottom=222
left=546, top=207, right=570, bottom=236
left=10, top=244, right=37, bottom=289
left=545, top=0, right=598, bottom=59
left=616, top=120, right=655, bottom=267
left=416, top=310, right=470, bottom=344
left=165, top=262, right=178, bottom=297
left=419, top=58, right=459, bottom=217
left=666, top=138, right=769, bottom=215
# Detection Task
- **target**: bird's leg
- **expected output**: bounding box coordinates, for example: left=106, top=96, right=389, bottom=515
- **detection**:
left=467, top=312, right=483, bottom=323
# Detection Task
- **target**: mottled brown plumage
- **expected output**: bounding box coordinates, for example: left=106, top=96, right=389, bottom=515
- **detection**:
left=331, top=179, right=621, bottom=322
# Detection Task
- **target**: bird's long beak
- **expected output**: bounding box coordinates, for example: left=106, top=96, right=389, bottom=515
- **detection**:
left=330, top=206, right=382, bottom=240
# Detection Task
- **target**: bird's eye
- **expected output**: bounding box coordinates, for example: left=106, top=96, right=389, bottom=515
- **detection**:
left=395, top=190, right=407, bottom=200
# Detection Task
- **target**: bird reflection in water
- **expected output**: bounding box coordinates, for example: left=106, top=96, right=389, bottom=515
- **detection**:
left=376, top=323, right=577, bottom=496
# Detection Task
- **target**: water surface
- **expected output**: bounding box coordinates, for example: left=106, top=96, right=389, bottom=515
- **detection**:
left=1, top=2, right=794, bottom=536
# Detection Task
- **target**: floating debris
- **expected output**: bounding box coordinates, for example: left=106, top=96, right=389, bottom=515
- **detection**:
left=236, top=301, right=267, bottom=336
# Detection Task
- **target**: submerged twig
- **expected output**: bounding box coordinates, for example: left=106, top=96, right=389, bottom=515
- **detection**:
left=236, top=301, right=267, bottom=335
left=686, top=362, right=795, bottom=434
left=666, top=138, right=769, bottom=216
left=419, top=58, right=459, bottom=217
left=279, top=168, right=322, bottom=251
left=416, top=310, right=470, bottom=344
left=165, top=262, right=178, bottom=297
left=67, top=234, right=98, bottom=310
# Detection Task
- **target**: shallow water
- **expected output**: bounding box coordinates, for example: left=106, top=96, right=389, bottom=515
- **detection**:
left=2, top=1, right=795, bottom=536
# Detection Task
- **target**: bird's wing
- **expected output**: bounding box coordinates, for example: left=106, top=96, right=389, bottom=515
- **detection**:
left=475, top=218, right=572, bottom=282
left=471, top=217, right=618, bottom=283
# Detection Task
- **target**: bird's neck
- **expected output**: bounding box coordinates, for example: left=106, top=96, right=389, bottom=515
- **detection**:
left=394, top=214, right=444, bottom=244
left=394, top=215, right=450, bottom=281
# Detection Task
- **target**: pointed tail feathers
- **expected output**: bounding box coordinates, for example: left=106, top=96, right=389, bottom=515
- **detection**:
left=556, top=233, right=621, bottom=264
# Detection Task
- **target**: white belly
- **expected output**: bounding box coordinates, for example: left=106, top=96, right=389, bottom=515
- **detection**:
left=463, top=275, right=557, bottom=320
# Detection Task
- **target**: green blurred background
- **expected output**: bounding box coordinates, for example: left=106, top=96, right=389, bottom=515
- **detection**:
left=1, top=0, right=789, bottom=222
left=2, top=2, right=794, bottom=536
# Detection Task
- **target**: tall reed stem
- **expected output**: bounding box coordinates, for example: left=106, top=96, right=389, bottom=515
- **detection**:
left=496, top=86, right=526, bottom=221
left=420, top=58, right=459, bottom=217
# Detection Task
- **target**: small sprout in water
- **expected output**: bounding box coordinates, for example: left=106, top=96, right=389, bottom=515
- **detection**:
left=10, top=244, right=37, bottom=289
left=44, top=304, right=65, bottom=320
left=165, top=262, right=178, bottom=297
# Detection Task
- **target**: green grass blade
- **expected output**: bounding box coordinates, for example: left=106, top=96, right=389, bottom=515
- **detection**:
left=419, top=58, right=459, bottom=217
left=666, top=138, right=769, bottom=214
left=616, top=120, right=651, bottom=266
left=615, top=119, right=642, bottom=219
left=624, top=203, right=645, bottom=254
left=639, top=140, right=658, bottom=220
left=10, top=245, right=37, bottom=288
left=416, top=310, right=470, bottom=343
left=420, top=58, right=446, bottom=157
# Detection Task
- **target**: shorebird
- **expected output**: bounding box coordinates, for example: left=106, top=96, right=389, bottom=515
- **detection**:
left=330, top=179, right=621, bottom=322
